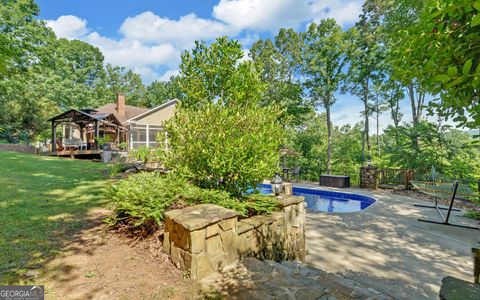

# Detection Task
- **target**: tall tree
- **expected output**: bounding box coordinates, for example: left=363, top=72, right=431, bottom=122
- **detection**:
left=344, top=18, right=386, bottom=163
left=382, top=79, right=404, bottom=129
left=303, top=19, right=348, bottom=173
left=362, top=0, right=427, bottom=129
left=250, top=29, right=310, bottom=126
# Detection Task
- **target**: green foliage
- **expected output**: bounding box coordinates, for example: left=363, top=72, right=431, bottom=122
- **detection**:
left=179, top=37, right=265, bottom=109
left=130, top=145, right=151, bottom=163
left=99, top=64, right=146, bottom=107
left=384, top=0, right=480, bottom=128
left=382, top=121, right=480, bottom=179
left=162, top=102, right=284, bottom=197
left=465, top=210, right=480, bottom=220
left=303, top=18, right=349, bottom=172
left=106, top=172, right=278, bottom=230
left=145, top=76, right=184, bottom=107
left=118, top=141, right=128, bottom=150
left=250, top=29, right=311, bottom=126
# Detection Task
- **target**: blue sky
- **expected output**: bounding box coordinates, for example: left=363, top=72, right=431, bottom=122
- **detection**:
left=36, top=0, right=421, bottom=130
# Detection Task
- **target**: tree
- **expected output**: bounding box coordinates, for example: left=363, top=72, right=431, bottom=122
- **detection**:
left=344, top=18, right=386, bottom=164
left=382, top=79, right=404, bottom=129
left=0, top=0, right=49, bottom=76
left=402, top=0, right=480, bottom=128
left=179, top=37, right=264, bottom=109
left=303, top=19, right=348, bottom=173
left=144, top=76, right=184, bottom=108
left=49, top=39, right=107, bottom=109
left=164, top=37, right=284, bottom=196
left=250, top=29, right=311, bottom=126
left=100, top=64, right=145, bottom=107
left=362, top=0, right=427, bottom=130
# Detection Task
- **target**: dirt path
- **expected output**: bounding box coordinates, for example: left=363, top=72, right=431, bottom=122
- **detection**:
left=35, top=209, right=200, bottom=300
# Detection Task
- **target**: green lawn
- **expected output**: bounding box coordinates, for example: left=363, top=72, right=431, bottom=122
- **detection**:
left=0, top=151, right=111, bottom=284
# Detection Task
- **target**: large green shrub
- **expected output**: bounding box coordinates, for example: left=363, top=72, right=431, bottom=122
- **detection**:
left=162, top=102, right=284, bottom=197
left=106, top=172, right=278, bottom=231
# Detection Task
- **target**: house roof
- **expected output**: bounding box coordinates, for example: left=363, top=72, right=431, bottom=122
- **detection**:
left=127, top=99, right=178, bottom=123
left=96, top=103, right=149, bottom=124
left=48, top=109, right=123, bottom=127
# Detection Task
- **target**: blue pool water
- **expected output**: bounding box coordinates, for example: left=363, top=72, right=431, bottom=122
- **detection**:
left=260, top=184, right=376, bottom=213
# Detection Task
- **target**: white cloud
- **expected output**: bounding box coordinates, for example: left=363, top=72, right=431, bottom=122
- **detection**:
left=119, top=11, right=235, bottom=47
left=311, top=0, right=363, bottom=26
left=213, top=0, right=312, bottom=31
left=85, top=32, right=179, bottom=69
left=45, top=15, right=89, bottom=39
left=159, top=69, right=181, bottom=82
left=213, top=0, right=363, bottom=32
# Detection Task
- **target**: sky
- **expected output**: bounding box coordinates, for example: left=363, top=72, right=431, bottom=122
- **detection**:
left=36, top=0, right=420, bottom=131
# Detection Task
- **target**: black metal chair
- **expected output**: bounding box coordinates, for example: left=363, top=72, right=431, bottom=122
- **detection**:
left=291, top=167, right=300, bottom=182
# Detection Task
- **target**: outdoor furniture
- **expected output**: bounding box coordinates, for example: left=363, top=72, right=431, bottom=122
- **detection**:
left=413, top=181, right=479, bottom=230
left=290, top=167, right=300, bottom=182
left=319, top=175, right=350, bottom=188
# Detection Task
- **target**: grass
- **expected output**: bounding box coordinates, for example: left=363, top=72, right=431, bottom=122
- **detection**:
left=0, top=151, right=111, bottom=284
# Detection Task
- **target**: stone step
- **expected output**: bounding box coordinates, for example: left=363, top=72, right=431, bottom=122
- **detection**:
left=200, top=257, right=393, bottom=300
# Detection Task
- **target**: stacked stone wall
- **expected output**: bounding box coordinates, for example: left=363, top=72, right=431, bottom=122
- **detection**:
left=163, top=195, right=306, bottom=279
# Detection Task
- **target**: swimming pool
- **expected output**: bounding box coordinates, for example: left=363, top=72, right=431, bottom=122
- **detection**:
left=260, top=184, right=376, bottom=213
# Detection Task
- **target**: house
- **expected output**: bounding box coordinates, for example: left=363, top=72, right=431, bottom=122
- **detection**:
left=126, top=99, right=177, bottom=149
left=47, top=93, right=177, bottom=156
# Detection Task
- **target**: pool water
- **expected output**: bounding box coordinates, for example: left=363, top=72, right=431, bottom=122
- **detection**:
left=260, top=184, right=375, bottom=213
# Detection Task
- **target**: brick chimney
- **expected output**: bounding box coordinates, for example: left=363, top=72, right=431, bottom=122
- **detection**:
left=116, top=92, right=125, bottom=116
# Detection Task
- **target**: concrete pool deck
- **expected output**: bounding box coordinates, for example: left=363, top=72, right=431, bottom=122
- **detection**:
left=296, top=183, right=480, bottom=299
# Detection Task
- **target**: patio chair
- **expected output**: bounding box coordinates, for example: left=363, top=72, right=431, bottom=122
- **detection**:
left=291, top=167, right=300, bottom=182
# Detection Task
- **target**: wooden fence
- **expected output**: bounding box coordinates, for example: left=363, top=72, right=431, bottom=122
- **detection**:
left=377, top=168, right=414, bottom=189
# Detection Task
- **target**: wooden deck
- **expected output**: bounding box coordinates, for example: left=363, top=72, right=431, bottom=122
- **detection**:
left=44, top=149, right=102, bottom=158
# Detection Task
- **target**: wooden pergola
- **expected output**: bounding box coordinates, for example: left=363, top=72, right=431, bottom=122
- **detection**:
left=48, top=109, right=125, bottom=152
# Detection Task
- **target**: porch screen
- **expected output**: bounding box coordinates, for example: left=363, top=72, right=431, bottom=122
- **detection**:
left=131, top=125, right=146, bottom=148
left=130, top=124, right=164, bottom=148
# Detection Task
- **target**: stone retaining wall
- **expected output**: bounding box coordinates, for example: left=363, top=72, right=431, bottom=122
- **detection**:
left=163, top=195, right=306, bottom=279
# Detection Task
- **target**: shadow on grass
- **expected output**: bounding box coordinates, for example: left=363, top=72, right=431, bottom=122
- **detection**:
left=0, top=151, right=113, bottom=284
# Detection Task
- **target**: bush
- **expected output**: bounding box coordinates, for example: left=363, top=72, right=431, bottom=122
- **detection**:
left=162, top=102, right=284, bottom=197
left=106, top=172, right=278, bottom=232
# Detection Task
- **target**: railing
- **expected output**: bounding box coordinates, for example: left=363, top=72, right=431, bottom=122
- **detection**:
left=377, top=168, right=414, bottom=188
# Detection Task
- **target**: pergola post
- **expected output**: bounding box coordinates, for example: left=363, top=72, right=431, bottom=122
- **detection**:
left=51, top=121, right=57, bottom=152
left=94, top=120, right=99, bottom=140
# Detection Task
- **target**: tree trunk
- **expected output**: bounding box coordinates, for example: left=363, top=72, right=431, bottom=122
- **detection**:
left=376, top=107, right=380, bottom=157
left=363, top=93, right=371, bottom=161
left=326, top=103, right=332, bottom=174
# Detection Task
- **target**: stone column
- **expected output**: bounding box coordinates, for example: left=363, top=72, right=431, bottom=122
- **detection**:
left=360, top=166, right=378, bottom=189
left=282, top=182, right=293, bottom=195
